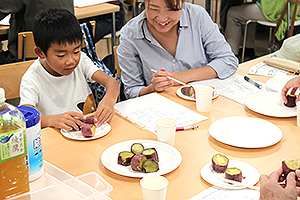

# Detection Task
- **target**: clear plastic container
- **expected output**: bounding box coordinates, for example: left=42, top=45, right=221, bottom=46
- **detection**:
left=0, top=88, right=30, bottom=199
left=10, top=161, right=113, bottom=200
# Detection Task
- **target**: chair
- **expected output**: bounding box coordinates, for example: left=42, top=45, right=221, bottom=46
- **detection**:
left=18, top=31, right=37, bottom=61
left=102, top=0, right=137, bottom=54
left=241, top=0, right=300, bottom=62
left=113, top=45, right=126, bottom=101
left=113, top=45, right=121, bottom=79
left=0, top=60, right=33, bottom=105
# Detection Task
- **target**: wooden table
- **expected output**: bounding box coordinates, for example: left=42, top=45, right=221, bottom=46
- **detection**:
left=41, top=56, right=300, bottom=199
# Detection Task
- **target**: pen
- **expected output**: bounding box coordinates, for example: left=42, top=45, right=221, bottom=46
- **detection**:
left=244, top=76, right=262, bottom=89
left=176, top=125, right=198, bottom=131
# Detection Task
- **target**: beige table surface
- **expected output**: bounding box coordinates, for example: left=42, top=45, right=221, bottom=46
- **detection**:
left=41, top=56, right=300, bottom=199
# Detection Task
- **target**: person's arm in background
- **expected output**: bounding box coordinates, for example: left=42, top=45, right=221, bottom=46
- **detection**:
left=281, top=76, right=300, bottom=103
left=259, top=168, right=300, bottom=200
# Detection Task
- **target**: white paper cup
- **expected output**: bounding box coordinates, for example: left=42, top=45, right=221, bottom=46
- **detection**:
left=297, top=101, right=300, bottom=127
left=140, top=175, right=169, bottom=200
left=156, top=117, right=176, bottom=145
left=195, top=85, right=214, bottom=112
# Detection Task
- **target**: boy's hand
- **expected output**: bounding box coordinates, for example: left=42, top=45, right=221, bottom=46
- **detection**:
left=42, top=111, right=85, bottom=131
left=94, top=99, right=114, bottom=126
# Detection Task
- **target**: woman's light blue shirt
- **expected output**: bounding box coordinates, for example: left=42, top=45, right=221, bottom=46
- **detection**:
left=118, top=2, right=238, bottom=99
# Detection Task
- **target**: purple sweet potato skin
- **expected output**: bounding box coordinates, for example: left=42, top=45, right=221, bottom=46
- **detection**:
left=81, top=123, right=93, bottom=137
left=284, top=95, right=297, bottom=107
left=143, top=148, right=159, bottom=162
left=130, top=154, right=145, bottom=171
left=211, top=154, right=229, bottom=173
left=118, top=151, right=134, bottom=166
left=85, top=116, right=95, bottom=124
left=282, top=160, right=300, bottom=178
left=225, top=168, right=243, bottom=182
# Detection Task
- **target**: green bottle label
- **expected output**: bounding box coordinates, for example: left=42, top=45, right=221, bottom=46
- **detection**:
left=0, top=117, right=27, bottom=163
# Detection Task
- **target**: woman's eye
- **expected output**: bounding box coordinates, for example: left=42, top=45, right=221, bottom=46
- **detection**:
left=149, top=8, right=158, bottom=11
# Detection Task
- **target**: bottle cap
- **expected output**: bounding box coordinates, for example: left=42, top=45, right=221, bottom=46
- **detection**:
left=17, top=106, right=40, bottom=128
left=0, top=88, right=5, bottom=103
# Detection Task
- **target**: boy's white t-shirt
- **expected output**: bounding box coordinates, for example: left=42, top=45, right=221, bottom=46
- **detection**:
left=19, top=52, right=99, bottom=116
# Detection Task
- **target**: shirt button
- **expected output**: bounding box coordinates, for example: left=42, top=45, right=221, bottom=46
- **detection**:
left=172, top=59, right=176, bottom=63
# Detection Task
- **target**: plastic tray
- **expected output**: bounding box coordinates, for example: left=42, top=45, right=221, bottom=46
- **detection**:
left=10, top=161, right=113, bottom=200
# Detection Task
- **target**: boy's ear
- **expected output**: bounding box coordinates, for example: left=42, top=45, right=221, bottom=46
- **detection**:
left=34, top=46, right=46, bottom=59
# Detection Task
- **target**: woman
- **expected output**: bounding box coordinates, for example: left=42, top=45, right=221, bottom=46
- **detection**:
left=117, top=0, right=238, bottom=99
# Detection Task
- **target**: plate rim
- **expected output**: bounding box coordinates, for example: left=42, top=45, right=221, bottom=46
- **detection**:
left=176, top=85, right=219, bottom=101
left=101, top=139, right=182, bottom=178
left=266, top=75, right=296, bottom=92
left=200, top=159, right=260, bottom=189
left=245, top=92, right=297, bottom=117
left=60, top=123, right=111, bottom=141
left=208, top=116, right=283, bottom=148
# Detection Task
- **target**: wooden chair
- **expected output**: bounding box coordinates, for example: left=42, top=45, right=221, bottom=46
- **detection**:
left=0, top=60, right=33, bottom=105
left=113, top=45, right=121, bottom=79
left=113, top=45, right=126, bottom=101
left=18, top=31, right=37, bottom=61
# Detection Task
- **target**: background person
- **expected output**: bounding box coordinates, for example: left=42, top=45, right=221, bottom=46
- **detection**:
left=0, top=0, right=74, bottom=64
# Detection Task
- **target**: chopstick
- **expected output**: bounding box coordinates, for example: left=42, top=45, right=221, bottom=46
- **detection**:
left=217, top=177, right=260, bottom=191
left=151, top=69, right=187, bottom=86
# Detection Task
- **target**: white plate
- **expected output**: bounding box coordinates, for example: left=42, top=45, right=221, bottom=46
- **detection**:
left=201, top=160, right=260, bottom=189
left=176, top=85, right=219, bottom=101
left=209, top=116, right=282, bottom=148
left=266, top=76, right=296, bottom=92
left=60, top=123, right=111, bottom=140
left=101, top=139, right=182, bottom=178
left=245, top=92, right=297, bottom=117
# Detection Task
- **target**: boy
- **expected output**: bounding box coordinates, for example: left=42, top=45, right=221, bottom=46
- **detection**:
left=19, top=8, right=120, bottom=131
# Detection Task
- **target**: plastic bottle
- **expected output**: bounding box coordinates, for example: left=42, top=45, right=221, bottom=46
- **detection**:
left=0, top=88, right=30, bottom=199
left=18, top=106, right=44, bottom=181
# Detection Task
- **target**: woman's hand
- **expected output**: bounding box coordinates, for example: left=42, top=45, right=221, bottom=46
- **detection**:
left=151, top=68, right=174, bottom=92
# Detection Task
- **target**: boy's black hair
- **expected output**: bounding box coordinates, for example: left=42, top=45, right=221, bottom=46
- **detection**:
left=33, top=8, right=82, bottom=55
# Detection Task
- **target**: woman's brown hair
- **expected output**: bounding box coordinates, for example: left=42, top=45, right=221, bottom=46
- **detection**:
left=165, top=0, right=185, bottom=11
left=146, top=0, right=185, bottom=11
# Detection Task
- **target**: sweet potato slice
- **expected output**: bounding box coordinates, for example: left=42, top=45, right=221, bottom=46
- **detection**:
left=282, top=160, right=300, bottom=178
left=81, top=123, right=95, bottom=137
left=181, top=86, right=195, bottom=99
left=130, top=154, right=147, bottom=172
left=212, top=154, right=229, bottom=173
left=142, top=159, right=159, bottom=173
left=142, top=148, right=159, bottom=162
left=131, top=143, right=144, bottom=154
left=118, top=151, right=135, bottom=166
left=225, top=167, right=243, bottom=182
left=284, top=95, right=297, bottom=107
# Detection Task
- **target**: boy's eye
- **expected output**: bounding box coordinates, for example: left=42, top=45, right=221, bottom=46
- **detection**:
left=74, top=51, right=80, bottom=54
left=57, top=55, right=65, bottom=58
